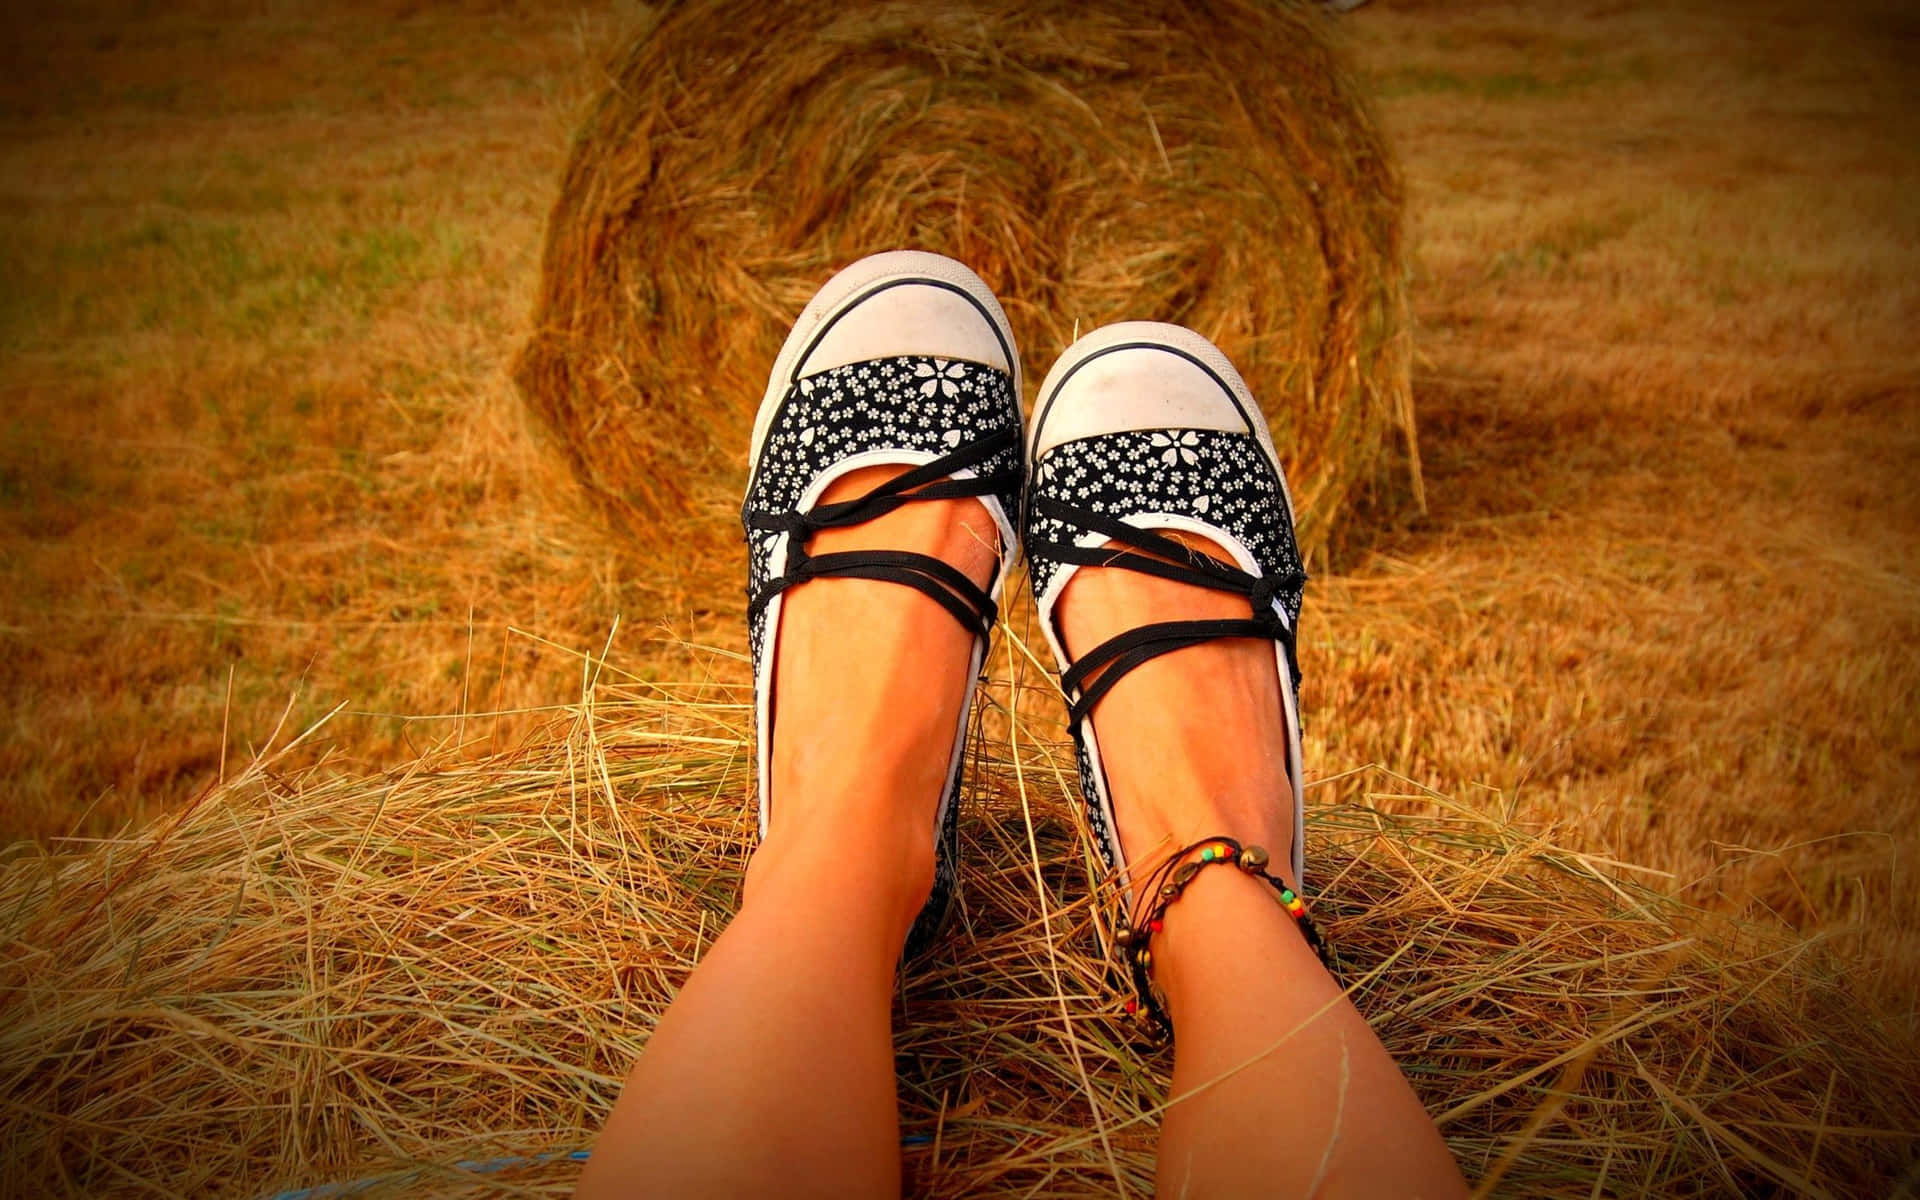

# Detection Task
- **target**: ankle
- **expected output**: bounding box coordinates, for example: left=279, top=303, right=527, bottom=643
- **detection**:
left=745, top=809, right=937, bottom=940
left=770, top=674, right=973, bottom=802
left=1060, top=554, right=1298, bottom=884
left=1116, top=780, right=1295, bottom=896
left=1142, top=860, right=1329, bottom=1024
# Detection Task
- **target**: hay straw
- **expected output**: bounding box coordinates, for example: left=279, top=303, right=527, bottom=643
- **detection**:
left=514, top=0, right=1414, bottom=575
left=3, top=631, right=1915, bottom=1197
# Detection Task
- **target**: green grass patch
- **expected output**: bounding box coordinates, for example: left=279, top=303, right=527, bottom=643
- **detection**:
left=1486, top=211, right=1641, bottom=282
left=1376, top=56, right=1655, bottom=101
left=0, top=213, right=474, bottom=349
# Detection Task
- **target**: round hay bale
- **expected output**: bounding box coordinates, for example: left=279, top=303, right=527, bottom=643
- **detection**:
left=514, top=0, right=1414, bottom=570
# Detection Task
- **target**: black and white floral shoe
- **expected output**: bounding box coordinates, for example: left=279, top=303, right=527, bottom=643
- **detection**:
left=1022, top=322, right=1309, bottom=901
left=742, top=251, right=1023, bottom=959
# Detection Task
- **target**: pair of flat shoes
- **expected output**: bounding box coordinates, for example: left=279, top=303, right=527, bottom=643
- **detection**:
left=741, top=251, right=1307, bottom=957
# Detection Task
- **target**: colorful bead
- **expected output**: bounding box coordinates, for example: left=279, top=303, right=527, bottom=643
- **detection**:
left=1113, top=836, right=1337, bottom=1040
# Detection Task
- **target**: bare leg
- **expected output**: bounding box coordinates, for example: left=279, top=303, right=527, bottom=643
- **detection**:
left=1058, top=534, right=1467, bottom=1200
left=577, top=467, right=998, bottom=1200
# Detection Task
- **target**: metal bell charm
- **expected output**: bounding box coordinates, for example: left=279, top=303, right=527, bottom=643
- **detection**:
left=1239, top=844, right=1271, bottom=872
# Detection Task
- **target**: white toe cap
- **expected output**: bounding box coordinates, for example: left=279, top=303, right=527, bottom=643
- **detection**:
left=797, top=281, right=1012, bottom=378
left=780, top=250, right=1015, bottom=380
left=752, top=250, right=1019, bottom=463
left=1029, top=321, right=1262, bottom=458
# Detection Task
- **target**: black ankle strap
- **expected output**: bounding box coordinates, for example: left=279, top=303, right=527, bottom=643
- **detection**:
left=747, top=427, right=1018, bottom=639
left=1029, top=491, right=1305, bottom=730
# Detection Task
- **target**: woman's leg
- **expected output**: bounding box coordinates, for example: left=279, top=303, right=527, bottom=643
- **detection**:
left=576, top=469, right=999, bottom=1200
left=1057, top=536, right=1468, bottom=1200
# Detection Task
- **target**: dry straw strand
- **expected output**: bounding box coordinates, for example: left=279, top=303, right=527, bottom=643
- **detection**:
left=3, top=645, right=1918, bottom=1196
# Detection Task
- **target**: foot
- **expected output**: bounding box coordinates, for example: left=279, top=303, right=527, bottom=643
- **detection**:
left=1053, top=531, right=1295, bottom=883
left=758, top=468, right=1000, bottom=900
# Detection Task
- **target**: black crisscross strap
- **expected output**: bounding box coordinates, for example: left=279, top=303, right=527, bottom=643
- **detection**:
left=747, top=427, right=1018, bottom=639
left=1029, top=491, right=1306, bottom=731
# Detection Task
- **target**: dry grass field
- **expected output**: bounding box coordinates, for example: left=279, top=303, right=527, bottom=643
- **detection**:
left=2, top=0, right=1917, bottom=1194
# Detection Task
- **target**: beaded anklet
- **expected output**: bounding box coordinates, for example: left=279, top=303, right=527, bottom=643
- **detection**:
left=1112, top=836, right=1333, bottom=1042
